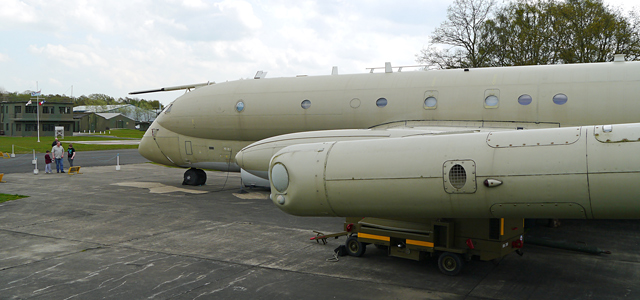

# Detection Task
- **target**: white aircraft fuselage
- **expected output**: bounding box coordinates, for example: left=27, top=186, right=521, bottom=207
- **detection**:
left=138, top=60, right=640, bottom=219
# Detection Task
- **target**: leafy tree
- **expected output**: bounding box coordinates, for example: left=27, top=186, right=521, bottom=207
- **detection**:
left=483, top=0, right=560, bottom=66
left=419, top=0, right=640, bottom=68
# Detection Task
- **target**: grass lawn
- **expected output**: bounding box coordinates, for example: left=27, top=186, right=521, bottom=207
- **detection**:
left=0, top=193, right=28, bottom=203
left=0, top=129, right=145, bottom=154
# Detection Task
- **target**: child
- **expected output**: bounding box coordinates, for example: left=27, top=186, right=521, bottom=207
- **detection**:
left=44, top=150, right=52, bottom=174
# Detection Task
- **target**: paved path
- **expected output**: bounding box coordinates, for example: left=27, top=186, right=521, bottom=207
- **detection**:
left=0, top=164, right=638, bottom=299
left=0, top=149, right=149, bottom=174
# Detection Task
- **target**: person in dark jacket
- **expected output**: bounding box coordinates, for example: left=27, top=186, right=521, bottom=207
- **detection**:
left=67, top=144, right=76, bottom=167
left=52, top=138, right=59, bottom=147
left=44, top=150, right=52, bottom=174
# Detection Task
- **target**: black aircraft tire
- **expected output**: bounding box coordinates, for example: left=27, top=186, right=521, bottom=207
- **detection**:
left=195, top=169, right=207, bottom=185
left=183, top=168, right=198, bottom=186
left=345, top=236, right=366, bottom=257
left=438, top=252, right=464, bottom=276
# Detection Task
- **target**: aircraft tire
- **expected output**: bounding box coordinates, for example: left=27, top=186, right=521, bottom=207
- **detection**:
left=195, top=169, right=207, bottom=185
left=183, top=168, right=198, bottom=186
left=438, top=252, right=464, bottom=276
left=345, top=235, right=366, bottom=257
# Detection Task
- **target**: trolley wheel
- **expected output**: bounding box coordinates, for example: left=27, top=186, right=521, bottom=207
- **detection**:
left=345, top=236, right=367, bottom=257
left=438, top=252, right=464, bottom=276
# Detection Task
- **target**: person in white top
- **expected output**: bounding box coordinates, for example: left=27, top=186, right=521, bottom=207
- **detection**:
left=51, top=141, right=65, bottom=173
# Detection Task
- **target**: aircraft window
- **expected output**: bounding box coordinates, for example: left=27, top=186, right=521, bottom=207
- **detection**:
left=236, top=101, right=245, bottom=112
left=424, top=97, right=437, bottom=108
left=553, top=93, right=568, bottom=105
left=485, top=95, right=499, bottom=107
left=163, top=104, right=173, bottom=114
left=449, top=164, right=467, bottom=189
left=376, top=98, right=388, bottom=107
left=301, top=99, right=311, bottom=109
left=518, top=94, right=532, bottom=105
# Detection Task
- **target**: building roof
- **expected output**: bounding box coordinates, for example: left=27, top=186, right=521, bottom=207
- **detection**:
left=73, top=104, right=156, bottom=122
left=73, top=105, right=134, bottom=113
left=96, top=113, right=129, bottom=120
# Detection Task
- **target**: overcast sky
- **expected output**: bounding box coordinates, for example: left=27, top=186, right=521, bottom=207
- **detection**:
left=1, top=0, right=637, bottom=106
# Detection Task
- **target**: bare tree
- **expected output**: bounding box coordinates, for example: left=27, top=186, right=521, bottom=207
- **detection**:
left=416, top=0, right=497, bottom=69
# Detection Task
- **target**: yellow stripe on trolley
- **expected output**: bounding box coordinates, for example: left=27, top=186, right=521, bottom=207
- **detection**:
left=406, top=239, right=434, bottom=248
left=358, top=233, right=390, bottom=241
left=501, top=218, right=505, bottom=236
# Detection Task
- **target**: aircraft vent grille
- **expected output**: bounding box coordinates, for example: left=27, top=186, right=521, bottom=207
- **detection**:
left=449, top=164, right=467, bottom=189
left=443, top=160, right=477, bottom=194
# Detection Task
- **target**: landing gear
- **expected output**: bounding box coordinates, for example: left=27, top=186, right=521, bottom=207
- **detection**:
left=183, top=168, right=207, bottom=186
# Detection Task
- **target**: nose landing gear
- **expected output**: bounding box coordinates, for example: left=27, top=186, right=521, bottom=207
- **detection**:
left=183, top=168, right=207, bottom=185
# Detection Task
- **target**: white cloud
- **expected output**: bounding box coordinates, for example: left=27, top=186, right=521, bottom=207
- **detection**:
left=0, top=0, right=37, bottom=28
left=2, top=0, right=635, bottom=105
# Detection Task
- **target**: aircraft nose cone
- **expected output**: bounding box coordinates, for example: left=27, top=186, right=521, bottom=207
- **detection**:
left=235, top=151, right=244, bottom=168
left=138, top=127, right=179, bottom=166
left=138, top=134, right=161, bottom=162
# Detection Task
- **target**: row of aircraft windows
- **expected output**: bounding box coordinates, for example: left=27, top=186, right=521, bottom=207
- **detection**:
left=233, top=93, right=568, bottom=112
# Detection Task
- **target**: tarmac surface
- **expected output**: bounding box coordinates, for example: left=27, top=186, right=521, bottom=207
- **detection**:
left=0, top=163, right=639, bottom=299
left=0, top=149, right=148, bottom=174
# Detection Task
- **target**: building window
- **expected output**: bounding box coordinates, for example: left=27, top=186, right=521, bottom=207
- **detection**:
left=59, top=107, right=71, bottom=114
left=25, top=124, right=37, bottom=131
left=64, top=124, right=70, bottom=131
left=15, top=106, right=21, bottom=113
left=16, top=124, right=21, bottom=131
left=43, top=106, right=55, bottom=114
left=43, top=124, right=55, bottom=131
left=26, top=106, right=37, bottom=113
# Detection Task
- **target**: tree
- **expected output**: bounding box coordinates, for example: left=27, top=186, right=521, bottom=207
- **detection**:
left=419, top=0, right=640, bottom=68
left=553, top=0, right=640, bottom=63
left=416, top=0, right=497, bottom=69
left=482, top=0, right=560, bottom=66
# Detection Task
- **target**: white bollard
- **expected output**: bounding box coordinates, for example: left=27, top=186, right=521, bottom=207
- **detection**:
left=11, top=145, right=15, bottom=157
left=33, top=149, right=39, bottom=175
left=116, top=153, right=121, bottom=170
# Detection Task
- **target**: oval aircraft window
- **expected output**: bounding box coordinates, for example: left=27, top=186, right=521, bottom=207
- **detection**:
left=485, top=95, right=499, bottom=107
left=424, top=97, right=437, bottom=108
left=301, top=99, right=311, bottom=109
left=553, top=93, right=568, bottom=105
left=518, top=94, right=532, bottom=105
left=235, top=101, right=245, bottom=112
left=376, top=98, right=388, bottom=107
